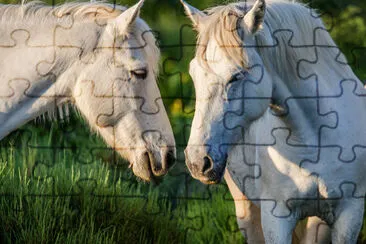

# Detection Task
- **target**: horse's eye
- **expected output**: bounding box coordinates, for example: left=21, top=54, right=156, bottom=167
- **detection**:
left=228, top=71, right=247, bottom=84
left=131, top=69, right=148, bottom=80
left=228, top=74, right=240, bottom=84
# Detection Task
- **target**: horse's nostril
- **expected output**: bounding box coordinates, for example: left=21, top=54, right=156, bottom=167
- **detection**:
left=203, top=156, right=213, bottom=173
left=154, top=166, right=162, bottom=172
left=148, top=152, right=161, bottom=172
left=166, top=150, right=176, bottom=169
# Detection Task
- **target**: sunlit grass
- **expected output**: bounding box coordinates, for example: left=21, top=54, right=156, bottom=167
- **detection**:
left=0, top=120, right=244, bottom=244
left=0, top=145, right=183, bottom=243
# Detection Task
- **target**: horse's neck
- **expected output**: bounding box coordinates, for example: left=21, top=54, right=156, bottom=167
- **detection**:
left=269, top=72, right=321, bottom=145
left=0, top=19, right=86, bottom=140
left=269, top=54, right=365, bottom=147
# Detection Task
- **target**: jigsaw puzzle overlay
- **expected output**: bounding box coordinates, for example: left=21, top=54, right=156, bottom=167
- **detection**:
left=0, top=0, right=365, bottom=243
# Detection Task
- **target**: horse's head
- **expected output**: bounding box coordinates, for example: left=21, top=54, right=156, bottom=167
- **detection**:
left=72, top=0, right=175, bottom=182
left=181, top=0, right=272, bottom=184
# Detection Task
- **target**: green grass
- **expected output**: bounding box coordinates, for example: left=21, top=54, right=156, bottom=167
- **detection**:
left=0, top=143, right=181, bottom=243
left=0, top=119, right=244, bottom=244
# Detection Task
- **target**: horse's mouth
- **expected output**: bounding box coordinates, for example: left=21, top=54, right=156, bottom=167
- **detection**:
left=197, top=177, right=222, bottom=185
left=187, top=161, right=225, bottom=185
left=146, top=159, right=164, bottom=185
left=131, top=165, right=163, bottom=185
left=130, top=153, right=166, bottom=185
left=194, top=171, right=224, bottom=185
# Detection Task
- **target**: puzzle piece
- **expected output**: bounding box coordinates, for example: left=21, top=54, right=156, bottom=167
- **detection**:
left=162, top=24, right=197, bottom=115
left=318, top=80, right=366, bottom=161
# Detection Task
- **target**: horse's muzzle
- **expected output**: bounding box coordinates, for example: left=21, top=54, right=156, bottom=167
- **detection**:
left=185, top=152, right=227, bottom=184
left=148, top=149, right=176, bottom=177
left=133, top=149, right=176, bottom=183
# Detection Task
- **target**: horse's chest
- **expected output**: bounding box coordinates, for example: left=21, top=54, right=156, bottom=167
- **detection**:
left=259, top=144, right=365, bottom=218
left=227, top=111, right=366, bottom=217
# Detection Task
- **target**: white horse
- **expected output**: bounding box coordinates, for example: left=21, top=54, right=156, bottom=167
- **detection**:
left=0, top=1, right=176, bottom=182
left=182, top=0, right=365, bottom=243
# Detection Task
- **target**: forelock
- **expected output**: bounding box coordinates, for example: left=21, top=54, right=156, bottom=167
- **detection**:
left=195, top=3, right=251, bottom=70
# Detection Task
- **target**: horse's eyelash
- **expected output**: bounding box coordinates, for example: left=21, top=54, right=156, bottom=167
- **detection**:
left=228, top=72, right=245, bottom=83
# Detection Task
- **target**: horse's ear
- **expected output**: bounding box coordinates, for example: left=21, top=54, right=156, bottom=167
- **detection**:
left=244, top=0, right=266, bottom=34
left=180, top=0, right=206, bottom=29
left=108, top=0, right=144, bottom=37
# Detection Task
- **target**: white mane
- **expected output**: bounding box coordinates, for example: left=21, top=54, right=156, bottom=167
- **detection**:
left=196, top=0, right=353, bottom=82
left=0, top=1, right=160, bottom=75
